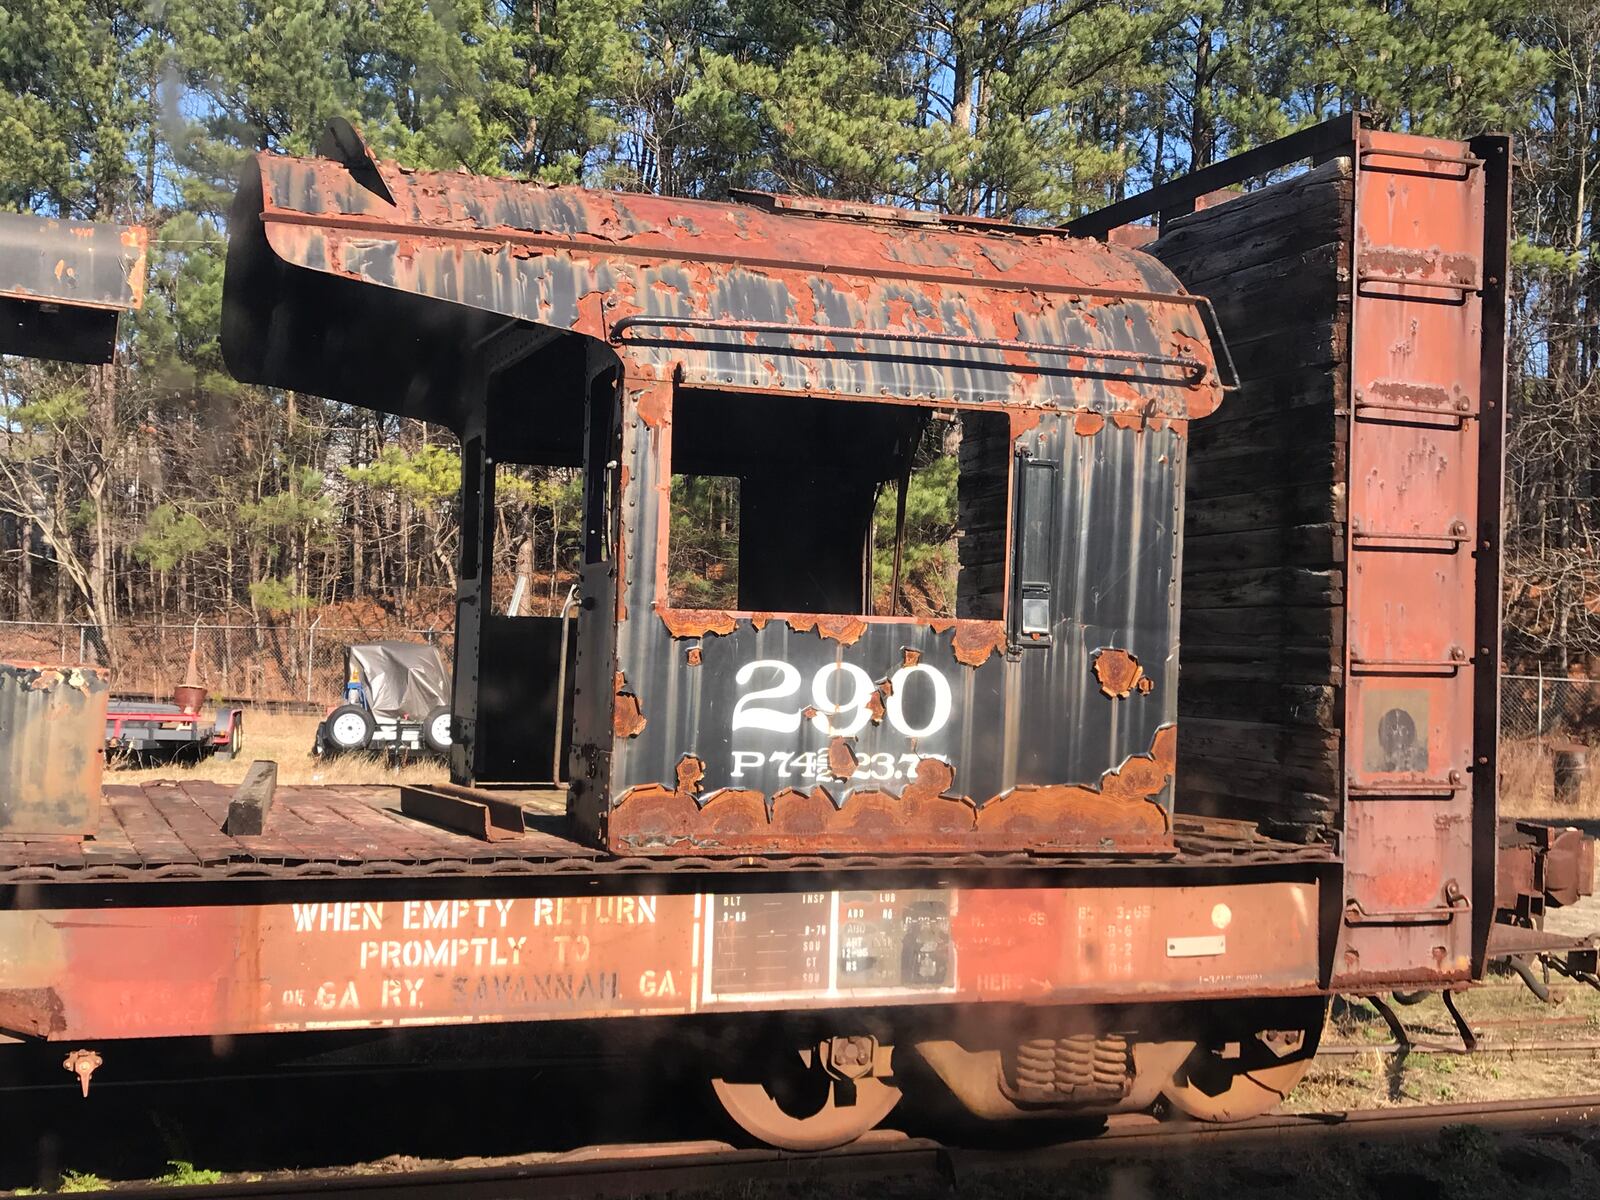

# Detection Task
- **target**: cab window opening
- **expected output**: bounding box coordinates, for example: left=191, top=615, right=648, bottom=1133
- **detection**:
left=665, top=388, right=1010, bottom=620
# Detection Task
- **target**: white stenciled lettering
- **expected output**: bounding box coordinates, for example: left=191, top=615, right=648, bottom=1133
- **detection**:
left=358, top=935, right=528, bottom=970
left=293, top=902, right=385, bottom=933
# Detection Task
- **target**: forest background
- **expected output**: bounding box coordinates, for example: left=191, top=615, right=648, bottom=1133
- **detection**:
left=2, top=0, right=1598, bottom=675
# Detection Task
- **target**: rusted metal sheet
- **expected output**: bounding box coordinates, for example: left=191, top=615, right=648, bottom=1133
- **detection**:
left=0, top=663, right=109, bottom=836
left=1333, top=129, right=1507, bottom=987
left=0, top=880, right=1319, bottom=1041
left=0, top=211, right=147, bottom=363
left=223, top=120, right=1226, bottom=420
left=602, top=404, right=1189, bottom=856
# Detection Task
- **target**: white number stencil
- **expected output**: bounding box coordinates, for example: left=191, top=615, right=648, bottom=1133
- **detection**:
left=884, top=663, right=953, bottom=738
left=729, top=657, right=954, bottom=740
left=809, top=662, right=876, bottom=736
left=730, top=659, right=803, bottom=732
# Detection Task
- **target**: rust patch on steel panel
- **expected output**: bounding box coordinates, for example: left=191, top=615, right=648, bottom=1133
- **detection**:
left=1365, top=380, right=1458, bottom=411
left=0, top=987, right=66, bottom=1037
left=766, top=786, right=841, bottom=834
left=977, top=725, right=1176, bottom=852
left=608, top=734, right=1174, bottom=856
left=1091, top=648, right=1147, bottom=698
left=827, top=737, right=860, bottom=781
left=902, top=648, right=922, bottom=667
left=1359, top=238, right=1479, bottom=285
left=675, top=755, right=706, bottom=796
left=697, top=789, right=768, bottom=835
left=685, top=646, right=703, bottom=666
left=866, top=680, right=890, bottom=724
left=634, top=384, right=670, bottom=429
left=948, top=620, right=1007, bottom=667
left=658, top=608, right=738, bottom=639
left=785, top=614, right=870, bottom=646
left=1074, top=411, right=1106, bottom=436
left=613, top=673, right=646, bottom=738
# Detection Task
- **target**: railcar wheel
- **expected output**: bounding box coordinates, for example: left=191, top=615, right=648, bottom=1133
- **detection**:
left=711, top=1044, right=901, bottom=1150
left=1160, top=1000, right=1328, bottom=1122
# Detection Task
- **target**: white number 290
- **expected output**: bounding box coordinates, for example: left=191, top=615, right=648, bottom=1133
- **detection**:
left=731, top=659, right=952, bottom=739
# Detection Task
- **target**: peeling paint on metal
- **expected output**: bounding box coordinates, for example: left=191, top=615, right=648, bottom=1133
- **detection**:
left=607, top=725, right=1177, bottom=856
left=827, top=737, right=859, bottom=781
left=613, top=672, right=646, bottom=738
left=1092, top=648, right=1147, bottom=699
left=946, top=620, right=1008, bottom=668
left=658, top=608, right=738, bottom=639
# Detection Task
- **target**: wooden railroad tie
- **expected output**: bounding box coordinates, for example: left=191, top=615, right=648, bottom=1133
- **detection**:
left=224, top=761, right=278, bottom=837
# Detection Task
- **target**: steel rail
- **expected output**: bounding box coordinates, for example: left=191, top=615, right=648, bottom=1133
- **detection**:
left=62, top=1095, right=1600, bottom=1200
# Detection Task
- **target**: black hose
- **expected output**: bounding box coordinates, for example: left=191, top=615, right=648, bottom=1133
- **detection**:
left=1390, top=990, right=1431, bottom=1006
left=1508, top=955, right=1553, bottom=1003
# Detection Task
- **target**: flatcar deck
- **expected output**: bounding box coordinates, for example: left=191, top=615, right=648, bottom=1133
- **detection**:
left=0, top=781, right=1334, bottom=886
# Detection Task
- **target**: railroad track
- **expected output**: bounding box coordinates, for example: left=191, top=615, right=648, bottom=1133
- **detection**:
left=63, top=1095, right=1600, bottom=1199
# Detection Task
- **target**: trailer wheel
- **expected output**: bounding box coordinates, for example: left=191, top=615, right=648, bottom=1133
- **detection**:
left=325, top=704, right=376, bottom=753
left=216, top=715, right=243, bottom=761
left=423, top=706, right=453, bottom=754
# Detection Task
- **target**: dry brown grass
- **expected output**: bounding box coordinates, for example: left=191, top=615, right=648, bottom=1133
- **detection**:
left=105, top=710, right=448, bottom=787
left=1499, top=737, right=1600, bottom=819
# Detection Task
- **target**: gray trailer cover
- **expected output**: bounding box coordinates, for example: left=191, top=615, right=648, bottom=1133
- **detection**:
left=349, top=642, right=449, bottom=721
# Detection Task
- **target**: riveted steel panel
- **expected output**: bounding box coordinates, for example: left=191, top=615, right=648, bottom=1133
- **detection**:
left=1335, top=129, right=1505, bottom=986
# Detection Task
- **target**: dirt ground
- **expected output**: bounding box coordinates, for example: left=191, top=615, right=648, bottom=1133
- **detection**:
left=105, top=709, right=447, bottom=788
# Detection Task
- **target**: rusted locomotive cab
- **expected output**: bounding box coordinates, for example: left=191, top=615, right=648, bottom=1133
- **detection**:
left=222, top=120, right=1233, bottom=859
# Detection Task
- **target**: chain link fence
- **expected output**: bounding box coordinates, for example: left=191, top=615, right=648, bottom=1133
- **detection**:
left=1501, top=674, right=1600, bottom=745
left=0, top=620, right=453, bottom=706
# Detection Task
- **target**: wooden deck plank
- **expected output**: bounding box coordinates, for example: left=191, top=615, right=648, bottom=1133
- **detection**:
left=108, top=787, right=198, bottom=865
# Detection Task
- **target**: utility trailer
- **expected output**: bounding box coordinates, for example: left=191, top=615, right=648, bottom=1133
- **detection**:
left=104, top=701, right=243, bottom=761
left=0, top=116, right=1591, bottom=1151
